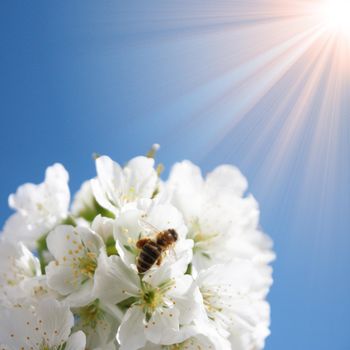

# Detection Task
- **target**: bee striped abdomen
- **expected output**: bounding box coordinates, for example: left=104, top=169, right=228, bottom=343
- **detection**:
left=137, top=241, right=161, bottom=273
left=136, top=229, right=178, bottom=273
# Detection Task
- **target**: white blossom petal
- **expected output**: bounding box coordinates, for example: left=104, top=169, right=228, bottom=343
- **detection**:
left=205, top=164, right=248, bottom=197
left=145, top=307, right=180, bottom=345
left=0, top=298, right=74, bottom=349
left=46, top=225, right=103, bottom=299
left=167, top=161, right=204, bottom=221
left=117, top=306, right=147, bottom=350
left=93, top=251, right=140, bottom=305
left=92, top=155, right=158, bottom=215
left=3, top=163, right=70, bottom=248
left=65, top=331, right=86, bottom=350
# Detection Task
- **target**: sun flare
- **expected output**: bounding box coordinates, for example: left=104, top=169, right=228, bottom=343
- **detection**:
left=319, top=0, right=350, bottom=39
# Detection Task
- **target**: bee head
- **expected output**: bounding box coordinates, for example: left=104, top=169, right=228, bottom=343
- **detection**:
left=168, top=229, right=178, bottom=241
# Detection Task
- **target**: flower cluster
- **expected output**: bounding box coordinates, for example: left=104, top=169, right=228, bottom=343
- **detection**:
left=0, top=146, right=274, bottom=350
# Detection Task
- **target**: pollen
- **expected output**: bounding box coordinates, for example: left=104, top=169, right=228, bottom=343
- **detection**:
left=77, top=300, right=105, bottom=329
left=201, top=287, right=224, bottom=315
left=139, top=279, right=175, bottom=321
left=189, top=219, right=218, bottom=252
left=77, top=251, right=98, bottom=279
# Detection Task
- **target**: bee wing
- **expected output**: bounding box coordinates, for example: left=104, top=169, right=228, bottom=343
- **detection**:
left=138, top=217, right=160, bottom=235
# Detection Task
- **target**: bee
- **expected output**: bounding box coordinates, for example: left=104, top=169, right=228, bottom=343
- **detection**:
left=136, top=224, right=178, bottom=274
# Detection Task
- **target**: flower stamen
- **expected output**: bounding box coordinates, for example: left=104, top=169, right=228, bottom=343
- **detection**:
left=77, top=251, right=97, bottom=279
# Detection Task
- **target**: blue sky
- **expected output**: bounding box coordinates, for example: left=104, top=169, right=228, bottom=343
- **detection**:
left=1, top=1, right=349, bottom=349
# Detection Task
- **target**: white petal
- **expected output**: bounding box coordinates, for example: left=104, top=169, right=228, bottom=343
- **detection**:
left=146, top=203, right=188, bottom=239
left=168, top=276, right=204, bottom=326
left=0, top=299, right=75, bottom=348
left=0, top=238, right=41, bottom=287
left=46, top=225, right=85, bottom=261
left=114, top=208, right=144, bottom=267
left=46, top=262, right=78, bottom=295
left=45, top=163, right=69, bottom=184
left=144, top=325, right=231, bottom=350
left=93, top=251, right=140, bottom=305
left=125, top=156, right=158, bottom=199
left=143, top=240, right=193, bottom=287
left=182, top=332, right=231, bottom=350
left=145, top=307, right=180, bottom=345
left=7, top=163, right=70, bottom=245
left=14, top=275, right=59, bottom=305
left=167, top=161, right=204, bottom=220
left=205, top=164, right=248, bottom=197
left=8, top=182, right=40, bottom=212
left=64, top=280, right=95, bottom=307
left=91, top=178, right=118, bottom=215
left=65, top=331, right=86, bottom=350
left=71, top=180, right=96, bottom=217
left=198, top=259, right=272, bottom=298
left=46, top=225, right=103, bottom=296
left=117, top=306, right=147, bottom=350
left=197, top=260, right=272, bottom=348
left=36, top=298, right=74, bottom=347
left=1, top=213, right=33, bottom=248
left=78, top=226, right=104, bottom=254
left=93, top=155, right=123, bottom=212
left=45, top=164, right=70, bottom=213
left=0, top=305, right=41, bottom=347
left=91, top=215, right=115, bottom=242
left=79, top=303, right=119, bottom=349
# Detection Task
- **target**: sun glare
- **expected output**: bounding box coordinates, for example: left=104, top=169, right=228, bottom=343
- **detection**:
left=319, top=0, right=350, bottom=39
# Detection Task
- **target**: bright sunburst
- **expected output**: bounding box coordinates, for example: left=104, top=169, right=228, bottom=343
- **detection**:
left=318, top=0, right=350, bottom=39
left=161, top=0, right=350, bottom=213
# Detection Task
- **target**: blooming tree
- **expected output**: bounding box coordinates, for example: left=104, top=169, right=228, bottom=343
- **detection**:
left=0, top=146, right=274, bottom=350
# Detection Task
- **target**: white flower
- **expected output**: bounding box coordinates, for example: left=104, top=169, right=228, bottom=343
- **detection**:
left=92, top=215, right=115, bottom=243
left=71, top=180, right=110, bottom=227
left=91, top=156, right=158, bottom=215
left=2, top=164, right=70, bottom=249
left=91, top=214, right=118, bottom=256
left=0, top=238, right=41, bottom=305
left=171, top=333, right=230, bottom=350
left=0, top=151, right=275, bottom=350
left=93, top=251, right=203, bottom=350
left=0, top=298, right=86, bottom=350
left=15, top=275, right=61, bottom=307
left=45, top=225, right=104, bottom=307
left=114, top=202, right=190, bottom=272
left=167, top=161, right=275, bottom=271
left=142, top=330, right=230, bottom=350
left=73, top=299, right=120, bottom=350
left=71, top=180, right=96, bottom=218
left=141, top=315, right=232, bottom=350
left=196, top=260, right=272, bottom=350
